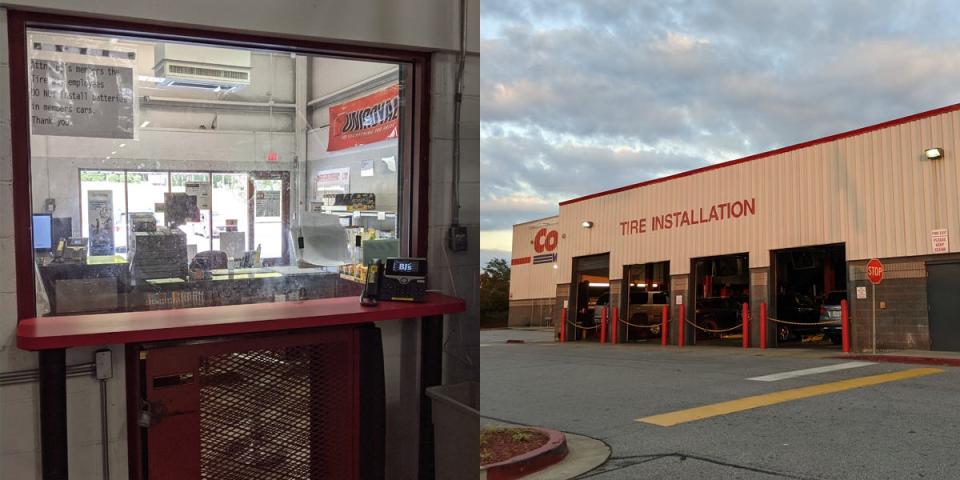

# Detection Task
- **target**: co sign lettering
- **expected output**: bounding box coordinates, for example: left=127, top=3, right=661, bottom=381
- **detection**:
left=533, top=228, right=559, bottom=253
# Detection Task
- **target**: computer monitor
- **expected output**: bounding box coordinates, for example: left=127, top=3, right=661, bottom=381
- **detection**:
left=32, top=213, right=52, bottom=251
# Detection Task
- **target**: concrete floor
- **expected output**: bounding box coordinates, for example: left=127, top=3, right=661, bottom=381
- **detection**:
left=481, top=331, right=960, bottom=479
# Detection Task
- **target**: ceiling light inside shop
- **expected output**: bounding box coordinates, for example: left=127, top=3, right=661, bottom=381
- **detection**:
left=588, top=282, right=609, bottom=287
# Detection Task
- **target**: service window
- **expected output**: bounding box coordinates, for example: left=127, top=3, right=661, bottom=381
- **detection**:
left=26, top=28, right=408, bottom=316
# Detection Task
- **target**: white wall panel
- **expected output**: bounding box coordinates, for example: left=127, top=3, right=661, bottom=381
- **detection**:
left=509, top=216, right=561, bottom=300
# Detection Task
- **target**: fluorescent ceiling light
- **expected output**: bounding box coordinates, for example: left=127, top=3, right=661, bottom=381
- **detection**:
left=588, top=282, right=609, bottom=287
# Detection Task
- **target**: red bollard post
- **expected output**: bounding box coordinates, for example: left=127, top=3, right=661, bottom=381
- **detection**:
left=760, top=303, right=767, bottom=349
left=560, top=307, right=567, bottom=343
left=600, top=307, right=607, bottom=345
left=841, top=299, right=850, bottom=353
left=661, top=305, right=669, bottom=346
left=678, top=304, right=685, bottom=347
left=742, top=302, right=750, bottom=348
left=612, top=307, right=619, bottom=344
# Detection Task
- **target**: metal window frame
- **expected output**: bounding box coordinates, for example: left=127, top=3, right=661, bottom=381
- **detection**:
left=10, top=9, right=431, bottom=322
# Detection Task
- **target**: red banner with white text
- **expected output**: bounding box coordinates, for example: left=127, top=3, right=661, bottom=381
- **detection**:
left=327, top=85, right=400, bottom=152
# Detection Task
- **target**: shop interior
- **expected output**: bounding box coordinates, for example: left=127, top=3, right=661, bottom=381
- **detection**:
left=571, top=254, right=610, bottom=341
left=691, top=253, right=750, bottom=346
left=28, top=29, right=404, bottom=315
left=771, top=244, right=847, bottom=347
left=620, top=262, right=670, bottom=342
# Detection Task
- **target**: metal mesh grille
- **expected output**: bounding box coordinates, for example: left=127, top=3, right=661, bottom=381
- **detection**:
left=198, top=342, right=353, bottom=479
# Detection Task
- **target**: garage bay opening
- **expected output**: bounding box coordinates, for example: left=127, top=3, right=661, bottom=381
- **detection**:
left=618, top=262, right=670, bottom=342
left=771, top=244, right=846, bottom=348
left=570, top=254, right=610, bottom=342
left=691, top=253, right=749, bottom=346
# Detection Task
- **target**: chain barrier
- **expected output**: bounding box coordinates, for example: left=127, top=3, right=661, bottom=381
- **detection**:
left=766, top=317, right=841, bottom=327
left=565, top=318, right=601, bottom=330
left=618, top=318, right=660, bottom=329
left=683, top=318, right=744, bottom=333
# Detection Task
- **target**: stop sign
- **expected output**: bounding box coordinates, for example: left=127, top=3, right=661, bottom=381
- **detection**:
left=866, top=258, right=884, bottom=284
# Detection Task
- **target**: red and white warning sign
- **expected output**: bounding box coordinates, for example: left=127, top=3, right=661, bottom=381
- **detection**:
left=931, top=228, right=949, bottom=254
left=866, top=258, right=884, bottom=285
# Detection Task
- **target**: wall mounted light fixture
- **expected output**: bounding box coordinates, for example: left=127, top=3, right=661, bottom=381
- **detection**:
left=581, top=221, right=593, bottom=228
left=925, top=147, right=944, bottom=160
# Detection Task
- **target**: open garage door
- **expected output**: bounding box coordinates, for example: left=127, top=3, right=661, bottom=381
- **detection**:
left=771, top=244, right=846, bottom=348
left=691, top=254, right=749, bottom=346
left=619, top=262, right=670, bottom=342
left=569, top=254, right=610, bottom=342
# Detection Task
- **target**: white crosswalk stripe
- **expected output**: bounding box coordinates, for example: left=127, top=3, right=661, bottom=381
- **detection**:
left=748, top=361, right=875, bottom=382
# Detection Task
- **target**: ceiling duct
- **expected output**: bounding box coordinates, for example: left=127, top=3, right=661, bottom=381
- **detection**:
left=154, top=44, right=251, bottom=92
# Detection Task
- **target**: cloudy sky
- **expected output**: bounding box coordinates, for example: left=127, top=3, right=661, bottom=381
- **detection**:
left=479, top=0, right=960, bottom=266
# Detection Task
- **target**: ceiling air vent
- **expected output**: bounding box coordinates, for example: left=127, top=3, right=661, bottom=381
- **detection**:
left=154, top=44, right=252, bottom=92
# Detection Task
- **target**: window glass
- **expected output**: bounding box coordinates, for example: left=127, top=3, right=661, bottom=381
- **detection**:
left=252, top=176, right=285, bottom=260
left=212, top=173, right=249, bottom=259
left=28, top=28, right=405, bottom=316
left=79, top=170, right=127, bottom=256
left=126, top=171, right=169, bottom=244
left=171, top=172, right=212, bottom=255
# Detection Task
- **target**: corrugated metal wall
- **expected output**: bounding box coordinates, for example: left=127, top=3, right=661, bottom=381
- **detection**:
left=552, top=108, right=960, bottom=281
left=509, top=216, right=562, bottom=300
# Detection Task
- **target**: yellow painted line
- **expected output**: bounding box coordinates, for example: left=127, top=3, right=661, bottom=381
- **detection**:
left=637, top=367, right=943, bottom=427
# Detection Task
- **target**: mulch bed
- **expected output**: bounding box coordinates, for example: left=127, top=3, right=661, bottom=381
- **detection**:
left=480, top=427, right=550, bottom=466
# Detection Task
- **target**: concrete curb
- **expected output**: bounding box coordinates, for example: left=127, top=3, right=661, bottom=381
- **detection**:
left=481, top=427, right=568, bottom=480
left=522, top=432, right=611, bottom=480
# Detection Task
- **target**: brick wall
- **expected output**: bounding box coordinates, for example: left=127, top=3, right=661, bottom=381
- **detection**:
left=507, top=298, right=555, bottom=328
left=750, top=268, right=770, bottom=347
left=669, top=274, right=689, bottom=345
left=554, top=283, right=571, bottom=338
left=848, top=257, right=933, bottom=352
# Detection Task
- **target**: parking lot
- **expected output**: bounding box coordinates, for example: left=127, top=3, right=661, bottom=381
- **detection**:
left=481, top=330, right=960, bottom=479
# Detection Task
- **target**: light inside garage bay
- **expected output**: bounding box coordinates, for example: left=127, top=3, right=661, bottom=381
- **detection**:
left=588, top=282, right=610, bottom=287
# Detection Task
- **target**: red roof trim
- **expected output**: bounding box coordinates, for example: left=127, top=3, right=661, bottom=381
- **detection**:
left=560, top=101, right=960, bottom=206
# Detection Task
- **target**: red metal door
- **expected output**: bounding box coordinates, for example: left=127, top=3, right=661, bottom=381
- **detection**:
left=140, top=328, right=359, bottom=479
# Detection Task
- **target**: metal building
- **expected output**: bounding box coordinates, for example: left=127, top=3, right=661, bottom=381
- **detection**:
left=509, top=103, right=960, bottom=352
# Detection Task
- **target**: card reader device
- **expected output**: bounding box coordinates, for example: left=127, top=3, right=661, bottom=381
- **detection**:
left=360, top=257, right=428, bottom=304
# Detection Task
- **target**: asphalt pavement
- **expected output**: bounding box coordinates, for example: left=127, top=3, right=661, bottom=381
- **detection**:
left=481, top=330, right=960, bottom=479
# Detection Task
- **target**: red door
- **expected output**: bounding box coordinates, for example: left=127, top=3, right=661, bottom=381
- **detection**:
left=138, top=328, right=359, bottom=479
